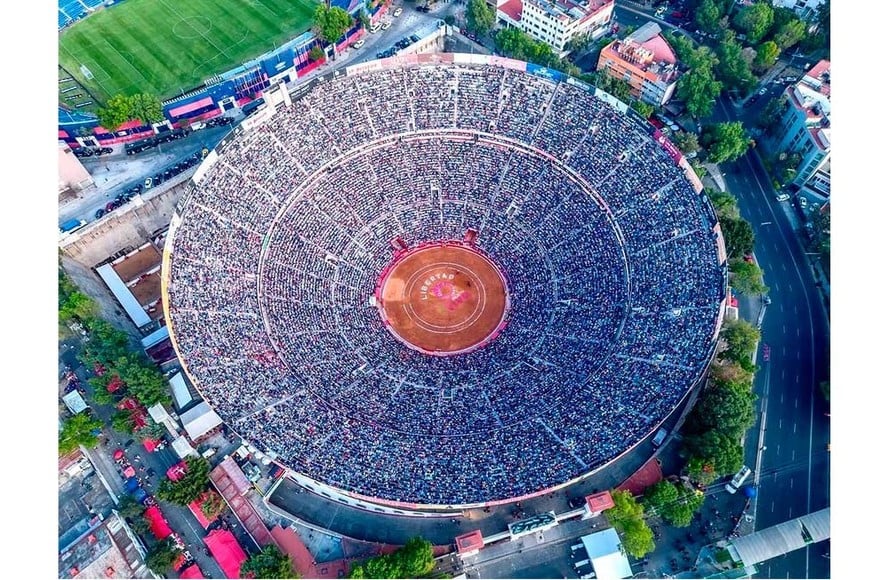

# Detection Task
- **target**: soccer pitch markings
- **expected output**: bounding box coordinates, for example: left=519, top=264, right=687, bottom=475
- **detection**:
left=58, top=0, right=317, bottom=102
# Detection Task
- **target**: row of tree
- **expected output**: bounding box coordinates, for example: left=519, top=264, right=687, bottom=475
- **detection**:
left=349, top=536, right=436, bottom=579
left=707, top=189, right=769, bottom=295
left=97, top=93, right=165, bottom=132
left=604, top=490, right=656, bottom=558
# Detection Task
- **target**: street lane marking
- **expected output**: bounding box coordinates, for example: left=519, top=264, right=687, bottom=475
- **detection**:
left=796, top=327, right=800, bottom=337
left=793, top=423, right=797, bottom=433
left=795, top=375, right=800, bottom=384
left=782, top=369, right=786, bottom=380
left=779, top=304, right=784, bottom=312
left=783, top=325, right=787, bottom=335
left=797, top=350, right=800, bottom=360
left=795, top=397, right=799, bottom=407
left=771, top=502, right=775, bottom=512
left=790, top=478, right=794, bottom=489
left=789, top=284, right=793, bottom=292
left=792, top=449, right=796, bottom=460
left=779, top=418, right=782, bottom=429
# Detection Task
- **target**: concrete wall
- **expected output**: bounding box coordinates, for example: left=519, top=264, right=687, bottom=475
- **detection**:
left=59, top=178, right=187, bottom=268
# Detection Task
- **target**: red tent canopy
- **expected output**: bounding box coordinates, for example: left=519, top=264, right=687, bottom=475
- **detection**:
left=143, top=438, right=160, bottom=453
left=167, top=460, right=189, bottom=482
left=113, top=450, right=125, bottom=460
left=179, top=564, right=205, bottom=579
left=123, top=466, right=136, bottom=478
left=203, top=529, right=247, bottom=579
left=143, top=506, right=173, bottom=540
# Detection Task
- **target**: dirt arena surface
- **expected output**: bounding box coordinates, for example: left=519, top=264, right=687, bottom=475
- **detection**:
left=376, top=244, right=510, bottom=356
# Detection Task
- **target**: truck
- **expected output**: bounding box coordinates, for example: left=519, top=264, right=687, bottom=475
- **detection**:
left=725, top=465, right=752, bottom=493
left=651, top=427, right=668, bottom=447
left=59, top=218, right=87, bottom=235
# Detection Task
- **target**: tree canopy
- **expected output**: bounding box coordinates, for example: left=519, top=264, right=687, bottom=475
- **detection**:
left=156, top=456, right=212, bottom=505
left=604, top=490, right=655, bottom=558
left=145, top=539, right=182, bottom=575
left=676, top=46, right=722, bottom=119
left=720, top=216, right=754, bottom=258
left=241, top=544, right=299, bottom=579
left=772, top=14, right=806, bottom=50
left=734, top=2, right=775, bottom=44
left=466, top=0, right=496, bottom=38
left=753, top=41, right=780, bottom=72
left=672, top=131, right=700, bottom=157
left=719, top=319, right=762, bottom=364
left=683, top=429, right=745, bottom=477
left=703, top=121, right=751, bottom=163
left=313, top=5, right=353, bottom=46
left=695, top=0, right=722, bottom=34
left=687, top=380, right=757, bottom=439
left=595, top=71, right=632, bottom=103
left=97, top=95, right=134, bottom=132
left=59, top=412, right=103, bottom=455
left=494, top=27, right=560, bottom=69
left=715, top=31, right=758, bottom=93
left=708, top=189, right=741, bottom=221
left=644, top=480, right=706, bottom=527
left=349, top=537, right=435, bottom=579
left=729, top=258, right=768, bottom=295
left=129, top=93, right=164, bottom=124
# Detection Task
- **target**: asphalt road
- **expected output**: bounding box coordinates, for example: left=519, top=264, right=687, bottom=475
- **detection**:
left=712, top=95, right=831, bottom=578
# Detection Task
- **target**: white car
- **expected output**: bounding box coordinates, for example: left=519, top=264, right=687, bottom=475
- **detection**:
left=759, top=87, right=768, bottom=95
left=776, top=193, right=790, bottom=202
left=382, top=20, right=392, bottom=30
left=352, top=39, right=365, bottom=49
left=394, top=7, right=403, bottom=16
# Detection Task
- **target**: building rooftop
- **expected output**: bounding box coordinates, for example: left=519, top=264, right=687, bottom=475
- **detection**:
left=522, top=0, right=612, bottom=23
left=601, top=23, right=680, bottom=83
left=500, top=0, right=523, bottom=22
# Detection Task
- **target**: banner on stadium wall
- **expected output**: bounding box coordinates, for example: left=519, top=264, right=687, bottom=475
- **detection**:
left=526, top=63, right=565, bottom=83
left=465, top=53, right=489, bottom=66
left=565, top=77, right=593, bottom=94
left=288, top=81, right=314, bottom=103
left=594, top=89, right=629, bottom=114
left=655, top=133, right=684, bottom=165
left=679, top=157, right=704, bottom=193
left=346, top=59, right=384, bottom=77
left=488, top=56, right=528, bottom=72
left=416, top=53, right=454, bottom=65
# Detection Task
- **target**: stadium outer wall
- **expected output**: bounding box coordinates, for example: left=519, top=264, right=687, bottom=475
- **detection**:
left=160, top=52, right=729, bottom=515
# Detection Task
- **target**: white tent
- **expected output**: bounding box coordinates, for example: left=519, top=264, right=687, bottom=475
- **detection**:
left=171, top=436, right=198, bottom=458
left=180, top=401, right=223, bottom=441
left=581, top=528, right=633, bottom=579
left=62, top=391, right=88, bottom=415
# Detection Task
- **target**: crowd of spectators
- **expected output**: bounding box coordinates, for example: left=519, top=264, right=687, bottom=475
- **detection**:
left=166, top=62, right=724, bottom=505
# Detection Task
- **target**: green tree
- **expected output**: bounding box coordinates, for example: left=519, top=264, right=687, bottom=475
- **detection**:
left=734, top=2, right=774, bottom=44
left=672, top=131, right=701, bottom=156
left=566, top=32, right=593, bottom=54
left=604, top=490, right=655, bottom=558
left=703, top=121, right=751, bottom=163
left=708, top=189, right=740, bottom=221
left=136, top=417, right=166, bottom=442
left=349, top=537, right=435, bottom=579
left=719, top=319, right=762, bottom=363
left=241, top=544, right=299, bottom=579
left=753, top=41, right=780, bottom=72
left=799, top=0, right=828, bottom=54
left=719, top=216, right=754, bottom=258
left=129, top=93, right=164, bottom=125
left=145, top=539, right=182, bottom=575
left=358, top=11, right=370, bottom=31
left=59, top=290, right=99, bottom=324
left=687, top=381, right=757, bottom=439
left=729, top=258, right=769, bottom=295
left=715, top=31, right=758, bottom=93
left=772, top=12, right=806, bottom=50
left=644, top=481, right=706, bottom=527
left=156, top=456, right=212, bottom=505
left=97, top=94, right=133, bottom=132
left=494, top=27, right=559, bottom=68
left=683, top=430, right=744, bottom=477
left=595, top=71, right=632, bottom=102
left=757, top=95, right=786, bottom=131
left=710, top=358, right=754, bottom=385
left=111, top=409, right=136, bottom=434
left=309, top=45, right=325, bottom=62
left=631, top=99, right=655, bottom=119
left=198, top=489, right=226, bottom=520
left=676, top=46, right=722, bottom=119
left=59, top=412, right=103, bottom=455
left=695, top=0, right=722, bottom=34
left=81, top=318, right=132, bottom=367
left=466, top=0, right=496, bottom=38
left=444, top=14, right=456, bottom=26
left=313, top=5, right=354, bottom=50
left=118, top=494, right=145, bottom=520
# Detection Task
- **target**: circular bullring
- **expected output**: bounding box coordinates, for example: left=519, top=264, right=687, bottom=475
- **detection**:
left=164, top=56, right=725, bottom=508
left=375, top=243, right=510, bottom=356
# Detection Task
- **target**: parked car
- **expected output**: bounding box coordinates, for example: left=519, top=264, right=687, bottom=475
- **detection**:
left=352, top=39, right=365, bottom=49
left=95, top=209, right=105, bottom=219
left=394, top=7, right=403, bottom=16
left=382, top=21, right=392, bottom=30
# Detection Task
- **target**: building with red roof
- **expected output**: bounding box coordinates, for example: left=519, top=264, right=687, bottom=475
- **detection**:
left=585, top=490, right=615, bottom=514
left=597, top=22, right=681, bottom=106
left=203, top=529, right=247, bottom=579
left=455, top=530, right=485, bottom=556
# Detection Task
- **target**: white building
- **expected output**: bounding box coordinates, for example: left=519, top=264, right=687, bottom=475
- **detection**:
left=772, top=60, right=830, bottom=206
left=496, top=0, right=615, bottom=56
left=771, top=0, right=824, bottom=20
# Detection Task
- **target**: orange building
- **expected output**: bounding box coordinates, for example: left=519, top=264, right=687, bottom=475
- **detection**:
left=596, top=22, right=680, bottom=107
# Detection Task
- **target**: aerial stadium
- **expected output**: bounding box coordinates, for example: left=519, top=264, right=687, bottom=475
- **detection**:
left=162, top=53, right=728, bottom=509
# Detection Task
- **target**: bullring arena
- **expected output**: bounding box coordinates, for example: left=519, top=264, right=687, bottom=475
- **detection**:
left=163, top=53, right=728, bottom=508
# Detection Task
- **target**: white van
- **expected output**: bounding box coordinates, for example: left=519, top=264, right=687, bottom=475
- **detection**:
left=725, top=465, right=751, bottom=493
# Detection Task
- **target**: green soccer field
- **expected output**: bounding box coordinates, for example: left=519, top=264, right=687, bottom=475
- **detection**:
left=58, top=0, right=317, bottom=104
